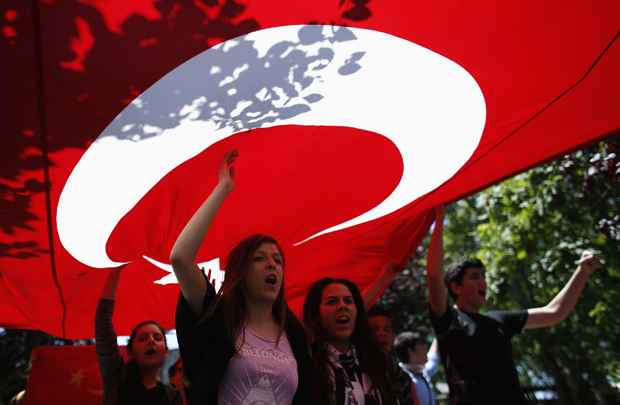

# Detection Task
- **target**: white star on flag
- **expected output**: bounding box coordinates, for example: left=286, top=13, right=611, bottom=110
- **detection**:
left=143, top=255, right=225, bottom=290
left=70, top=369, right=85, bottom=387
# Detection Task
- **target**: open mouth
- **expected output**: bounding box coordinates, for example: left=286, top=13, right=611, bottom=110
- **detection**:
left=336, top=314, right=350, bottom=325
left=145, top=348, right=157, bottom=356
left=265, top=274, right=277, bottom=285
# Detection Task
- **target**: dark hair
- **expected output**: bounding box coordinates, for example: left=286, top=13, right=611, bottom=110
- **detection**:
left=367, top=305, right=392, bottom=321
left=444, top=258, right=485, bottom=299
left=393, top=332, right=423, bottom=363
left=122, top=320, right=168, bottom=391
left=202, top=234, right=288, bottom=351
left=303, top=278, right=394, bottom=405
left=127, top=320, right=167, bottom=355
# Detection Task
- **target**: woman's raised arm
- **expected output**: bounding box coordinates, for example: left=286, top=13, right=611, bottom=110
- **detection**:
left=170, top=150, right=237, bottom=315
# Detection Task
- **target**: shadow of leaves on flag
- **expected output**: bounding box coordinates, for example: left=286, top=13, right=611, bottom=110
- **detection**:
left=100, top=25, right=367, bottom=142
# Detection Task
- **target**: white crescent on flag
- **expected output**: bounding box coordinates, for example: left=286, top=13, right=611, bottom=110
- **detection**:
left=56, top=24, right=486, bottom=269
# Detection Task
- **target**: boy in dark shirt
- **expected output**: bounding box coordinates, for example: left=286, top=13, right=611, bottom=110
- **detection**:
left=426, top=206, right=602, bottom=404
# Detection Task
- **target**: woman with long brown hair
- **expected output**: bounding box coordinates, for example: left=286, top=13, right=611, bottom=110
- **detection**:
left=170, top=150, right=313, bottom=405
left=303, top=277, right=396, bottom=405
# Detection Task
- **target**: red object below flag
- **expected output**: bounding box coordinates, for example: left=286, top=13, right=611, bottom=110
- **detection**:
left=23, top=345, right=104, bottom=405
left=1, top=0, right=619, bottom=339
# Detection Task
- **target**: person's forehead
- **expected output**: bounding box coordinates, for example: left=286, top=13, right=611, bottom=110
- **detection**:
left=255, top=242, right=281, bottom=255
left=322, top=282, right=352, bottom=298
left=465, top=267, right=485, bottom=277
left=137, top=324, right=162, bottom=335
left=368, top=315, right=392, bottom=326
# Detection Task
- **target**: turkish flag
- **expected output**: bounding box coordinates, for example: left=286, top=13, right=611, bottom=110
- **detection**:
left=1, top=0, right=619, bottom=338
left=23, top=345, right=105, bottom=405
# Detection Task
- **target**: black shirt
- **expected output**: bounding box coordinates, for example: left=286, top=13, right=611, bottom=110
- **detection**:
left=431, top=305, right=528, bottom=405
left=120, top=382, right=176, bottom=405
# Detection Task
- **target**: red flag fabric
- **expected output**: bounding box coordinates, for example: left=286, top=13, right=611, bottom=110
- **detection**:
left=23, top=345, right=105, bottom=405
left=1, top=0, right=619, bottom=338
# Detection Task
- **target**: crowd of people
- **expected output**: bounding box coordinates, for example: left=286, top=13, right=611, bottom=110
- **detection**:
left=92, top=150, right=602, bottom=405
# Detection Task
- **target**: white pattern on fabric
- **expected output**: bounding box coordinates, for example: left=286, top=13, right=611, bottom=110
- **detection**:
left=326, top=344, right=383, bottom=405
left=218, top=327, right=298, bottom=405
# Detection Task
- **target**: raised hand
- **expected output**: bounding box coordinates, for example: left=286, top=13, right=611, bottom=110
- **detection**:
left=100, top=265, right=127, bottom=300
left=525, top=249, right=604, bottom=330
left=427, top=204, right=447, bottom=316
left=578, top=250, right=603, bottom=275
left=218, top=150, right=238, bottom=192
left=201, top=267, right=218, bottom=292
left=171, top=150, right=239, bottom=315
